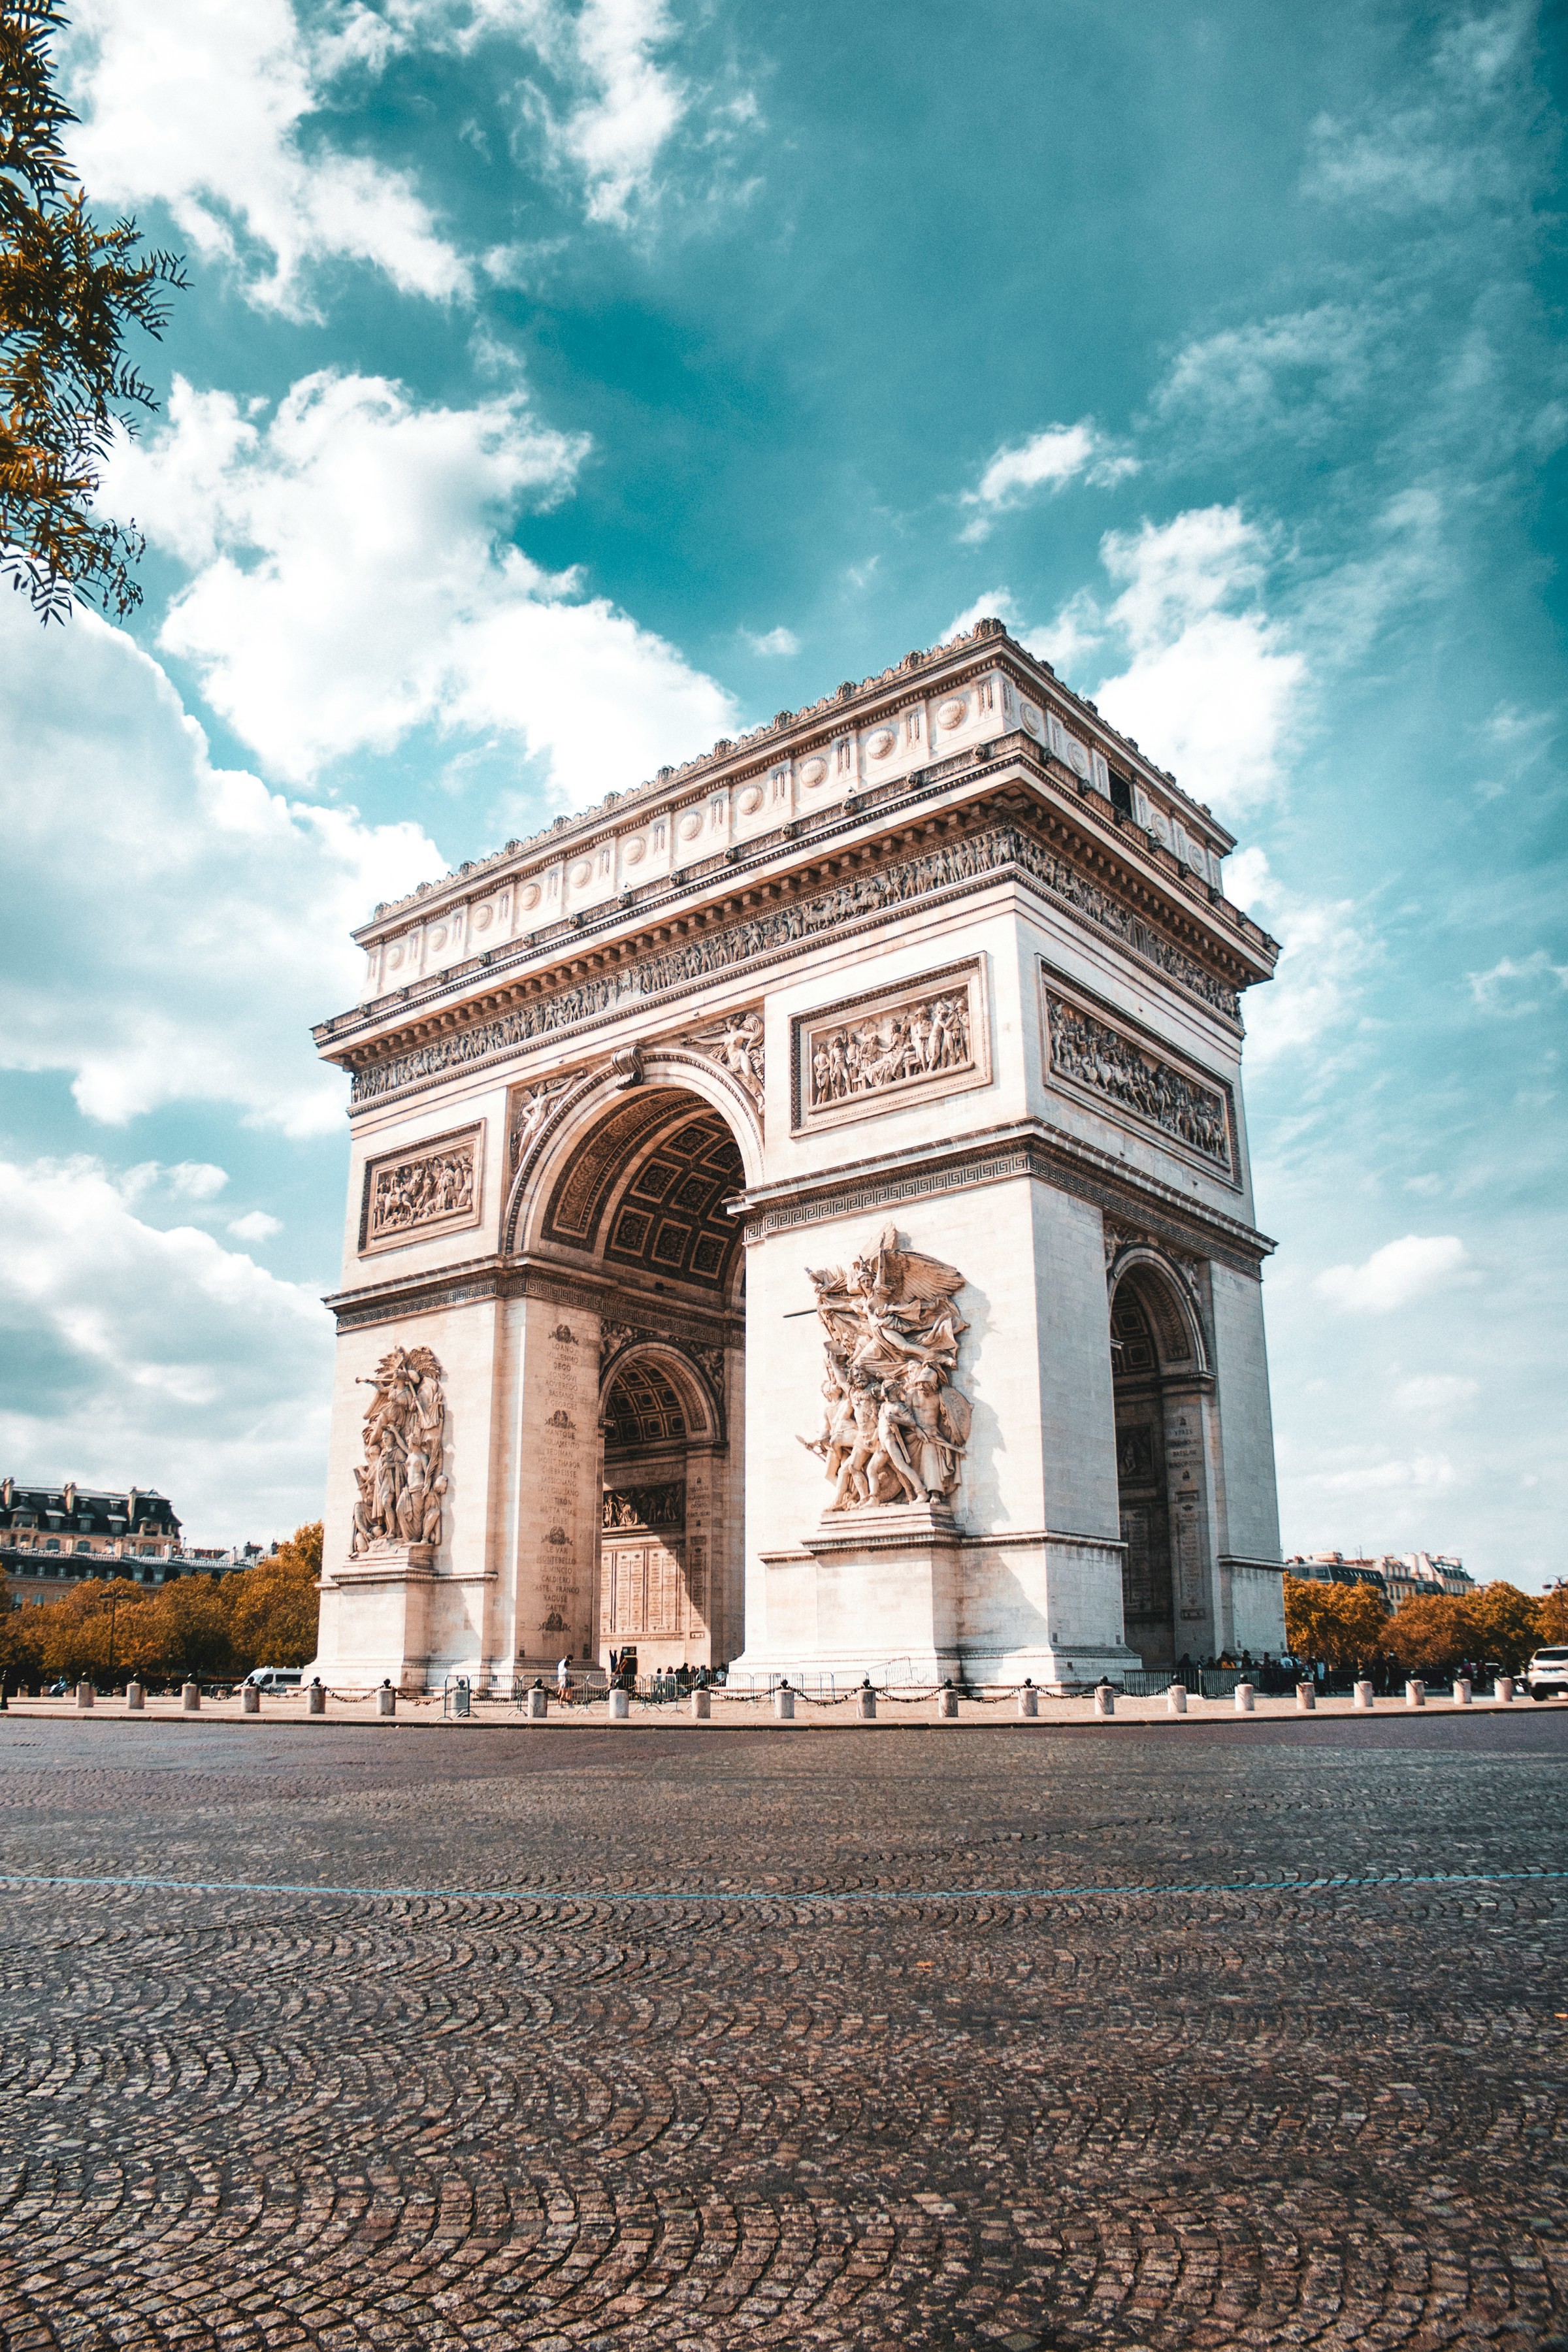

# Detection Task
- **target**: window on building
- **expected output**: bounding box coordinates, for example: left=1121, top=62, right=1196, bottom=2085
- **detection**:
left=1108, top=769, right=1134, bottom=817
left=74, top=1539, right=91, bottom=1553
left=44, top=1539, right=59, bottom=1553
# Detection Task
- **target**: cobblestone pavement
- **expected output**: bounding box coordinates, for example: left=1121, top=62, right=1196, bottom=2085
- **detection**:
left=1, top=1714, right=1565, bottom=2351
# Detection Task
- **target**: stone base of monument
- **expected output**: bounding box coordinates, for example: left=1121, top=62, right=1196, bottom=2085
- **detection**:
left=315, top=1539, right=438, bottom=1692
left=740, top=1507, right=1139, bottom=1692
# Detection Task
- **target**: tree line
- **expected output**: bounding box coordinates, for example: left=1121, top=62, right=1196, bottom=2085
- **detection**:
left=1284, top=1574, right=1557, bottom=1684
left=0, top=1524, right=322, bottom=1687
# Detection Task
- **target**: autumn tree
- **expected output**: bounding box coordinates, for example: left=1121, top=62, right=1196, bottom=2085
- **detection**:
left=1283, top=1575, right=1390, bottom=1679
left=1385, top=1595, right=1478, bottom=1682
left=1467, top=1582, right=1541, bottom=1676
left=1, top=0, right=185, bottom=619
left=223, top=1523, right=323, bottom=1672
left=1535, top=1587, right=1568, bottom=1645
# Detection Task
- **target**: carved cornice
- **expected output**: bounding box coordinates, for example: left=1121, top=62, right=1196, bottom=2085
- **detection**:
left=342, top=811, right=1249, bottom=1117
left=732, top=1117, right=1274, bottom=1276
left=323, top=1250, right=743, bottom=1341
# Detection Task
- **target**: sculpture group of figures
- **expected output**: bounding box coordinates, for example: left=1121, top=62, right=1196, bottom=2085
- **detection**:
left=351, top=1345, right=448, bottom=1552
left=809, top=993, right=970, bottom=1108
left=602, top=1482, right=685, bottom=1531
left=369, top=1146, right=476, bottom=1237
left=800, top=1226, right=972, bottom=1511
left=1049, top=1002, right=1230, bottom=1169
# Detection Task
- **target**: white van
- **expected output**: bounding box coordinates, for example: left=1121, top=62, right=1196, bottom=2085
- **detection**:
left=244, top=1667, right=304, bottom=1692
left=1526, top=1648, right=1568, bottom=1701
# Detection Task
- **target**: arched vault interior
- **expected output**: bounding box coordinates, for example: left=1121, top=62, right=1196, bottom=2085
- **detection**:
left=542, top=1089, right=745, bottom=1294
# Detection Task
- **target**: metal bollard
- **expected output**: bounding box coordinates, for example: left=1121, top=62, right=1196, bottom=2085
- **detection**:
left=1453, top=1677, right=1472, bottom=1706
left=1296, top=1683, right=1316, bottom=1712
left=774, top=1683, right=795, bottom=1722
left=1354, top=1680, right=1375, bottom=1708
left=182, top=1682, right=201, bottom=1712
left=857, top=1688, right=877, bottom=1720
left=378, top=1686, right=397, bottom=1718
left=1496, top=1675, right=1515, bottom=1703
left=125, top=1682, right=144, bottom=1712
left=608, top=1687, right=629, bottom=1720
left=1405, top=1679, right=1426, bottom=1708
left=936, top=1686, right=958, bottom=1718
left=1094, top=1684, right=1115, bottom=1717
left=75, top=1682, right=95, bottom=1710
left=308, top=1683, right=325, bottom=1715
left=1167, top=1683, right=1187, bottom=1714
left=242, top=1684, right=260, bottom=1714
left=525, top=1687, right=547, bottom=1720
left=1017, top=1684, right=1038, bottom=1718
left=690, top=1686, right=711, bottom=1720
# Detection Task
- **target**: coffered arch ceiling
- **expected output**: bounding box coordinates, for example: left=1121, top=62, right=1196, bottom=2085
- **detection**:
left=542, top=1088, right=745, bottom=1294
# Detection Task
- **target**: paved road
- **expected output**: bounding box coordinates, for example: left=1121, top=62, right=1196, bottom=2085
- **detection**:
left=0, top=1713, right=1563, bottom=2349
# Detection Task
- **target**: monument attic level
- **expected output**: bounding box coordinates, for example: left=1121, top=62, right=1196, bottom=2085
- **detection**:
left=310, top=617, right=1285, bottom=1695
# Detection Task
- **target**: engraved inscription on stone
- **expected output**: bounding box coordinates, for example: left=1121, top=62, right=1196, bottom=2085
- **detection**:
left=1044, top=986, right=1233, bottom=1175
left=361, top=1124, right=482, bottom=1254
left=794, top=962, right=988, bottom=1133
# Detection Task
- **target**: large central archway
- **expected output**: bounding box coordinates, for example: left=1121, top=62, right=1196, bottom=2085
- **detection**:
left=509, top=1064, right=753, bottom=1676
left=1109, top=1250, right=1214, bottom=1671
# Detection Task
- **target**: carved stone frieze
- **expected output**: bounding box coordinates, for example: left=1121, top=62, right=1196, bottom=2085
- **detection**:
left=349, top=821, right=1241, bottom=1109
left=1045, top=984, right=1235, bottom=1179
left=359, top=1125, right=482, bottom=1254
left=798, top=1226, right=972, bottom=1512
left=508, top=1078, right=571, bottom=1175
left=793, top=960, right=987, bottom=1132
left=350, top=1343, right=448, bottom=1554
left=602, top=1482, right=685, bottom=1531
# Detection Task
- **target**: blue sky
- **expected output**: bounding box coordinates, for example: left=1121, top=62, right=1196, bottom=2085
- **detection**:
left=1, top=0, right=1563, bottom=1573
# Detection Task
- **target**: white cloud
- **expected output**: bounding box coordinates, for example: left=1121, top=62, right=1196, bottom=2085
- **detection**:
left=958, top=420, right=1136, bottom=540
left=1090, top=508, right=1306, bottom=815
left=63, top=0, right=468, bottom=316
left=1154, top=303, right=1374, bottom=440
left=0, top=601, right=442, bottom=1135
left=106, top=370, right=735, bottom=796
left=1468, top=949, right=1568, bottom=1015
left=943, top=589, right=1021, bottom=640
left=1314, top=1234, right=1471, bottom=1315
left=229, top=1210, right=284, bottom=1243
left=1294, top=1449, right=1460, bottom=1499
left=165, top=1162, right=231, bottom=1201
left=1223, top=847, right=1373, bottom=1069
left=0, top=1155, right=331, bottom=1538
left=529, top=0, right=687, bottom=226
left=1393, top=1374, right=1479, bottom=1417
left=740, top=625, right=800, bottom=657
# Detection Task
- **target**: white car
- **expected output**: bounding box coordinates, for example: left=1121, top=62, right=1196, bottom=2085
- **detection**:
left=1527, top=1648, right=1568, bottom=1701
left=244, top=1667, right=304, bottom=1692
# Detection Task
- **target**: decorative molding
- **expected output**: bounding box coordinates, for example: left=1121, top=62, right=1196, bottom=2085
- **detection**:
left=600, top=1318, right=727, bottom=1411
left=325, top=1254, right=742, bottom=1350
left=347, top=819, right=1242, bottom=1112
left=1043, top=973, right=1237, bottom=1184
left=791, top=958, right=988, bottom=1134
left=358, top=1122, right=483, bottom=1256
left=680, top=1007, right=764, bottom=1113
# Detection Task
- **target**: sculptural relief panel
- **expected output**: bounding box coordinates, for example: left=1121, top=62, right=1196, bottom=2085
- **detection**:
left=1042, top=975, right=1237, bottom=1183
left=350, top=1343, right=448, bottom=1555
left=791, top=959, right=990, bottom=1134
left=359, top=1124, right=483, bottom=1255
left=798, top=1226, right=973, bottom=1514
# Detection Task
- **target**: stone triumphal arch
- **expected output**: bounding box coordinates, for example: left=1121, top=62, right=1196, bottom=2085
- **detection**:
left=310, top=617, right=1285, bottom=1691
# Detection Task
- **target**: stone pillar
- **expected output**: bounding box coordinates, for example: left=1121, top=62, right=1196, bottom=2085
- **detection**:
left=1296, top=1684, right=1315, bottom=1712
left=936, top=1686, right=958, bottom=1718
left=1496, top=1675, right=1515, bottom=1703
left=182, top=1682, right=200, bottom=1712
left=1167, top=1683, right=1187, bottom=1714
left=690, top=1686, right=711, bottom=1720
left=773, top=1684, right=795, bottom=1721
left=308, top=1683, right=326, bottom=1714
left=1234, top=1682, right=1255, bottom=1712
left=1094, top=1684, right=1115, bottom=1717
left=1017, top=1684, right=1038, bottom=1718
left=75, top=1683, right=94, bottom=1710
left=125, top=1682, right=144, bottom=1711
left=608, top=1687, right=629, bottom=1720
left=378, top=1686, right=397, bottom=1717
left=1453, top=1678, right=1472, bottom=1706
left=1405, top=1679, right=1425, bottom=1708
left=242, top=1684, right=260, bottom=1714
left=857, top=1687, right=877, bottom=1719
left=525, top=1686, right=548, bottom=1720
left=1353, top=1680, right=1373, bottom=1709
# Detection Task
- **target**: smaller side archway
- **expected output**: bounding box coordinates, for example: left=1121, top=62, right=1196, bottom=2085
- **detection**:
left=1107, top=1249, right=1215, bottom=1671
left=596, top=1340, right=735, bottom=1675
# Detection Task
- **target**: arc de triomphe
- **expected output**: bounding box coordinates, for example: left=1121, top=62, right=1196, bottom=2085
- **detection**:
left=309, top=617, right=1285, bottom=1691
